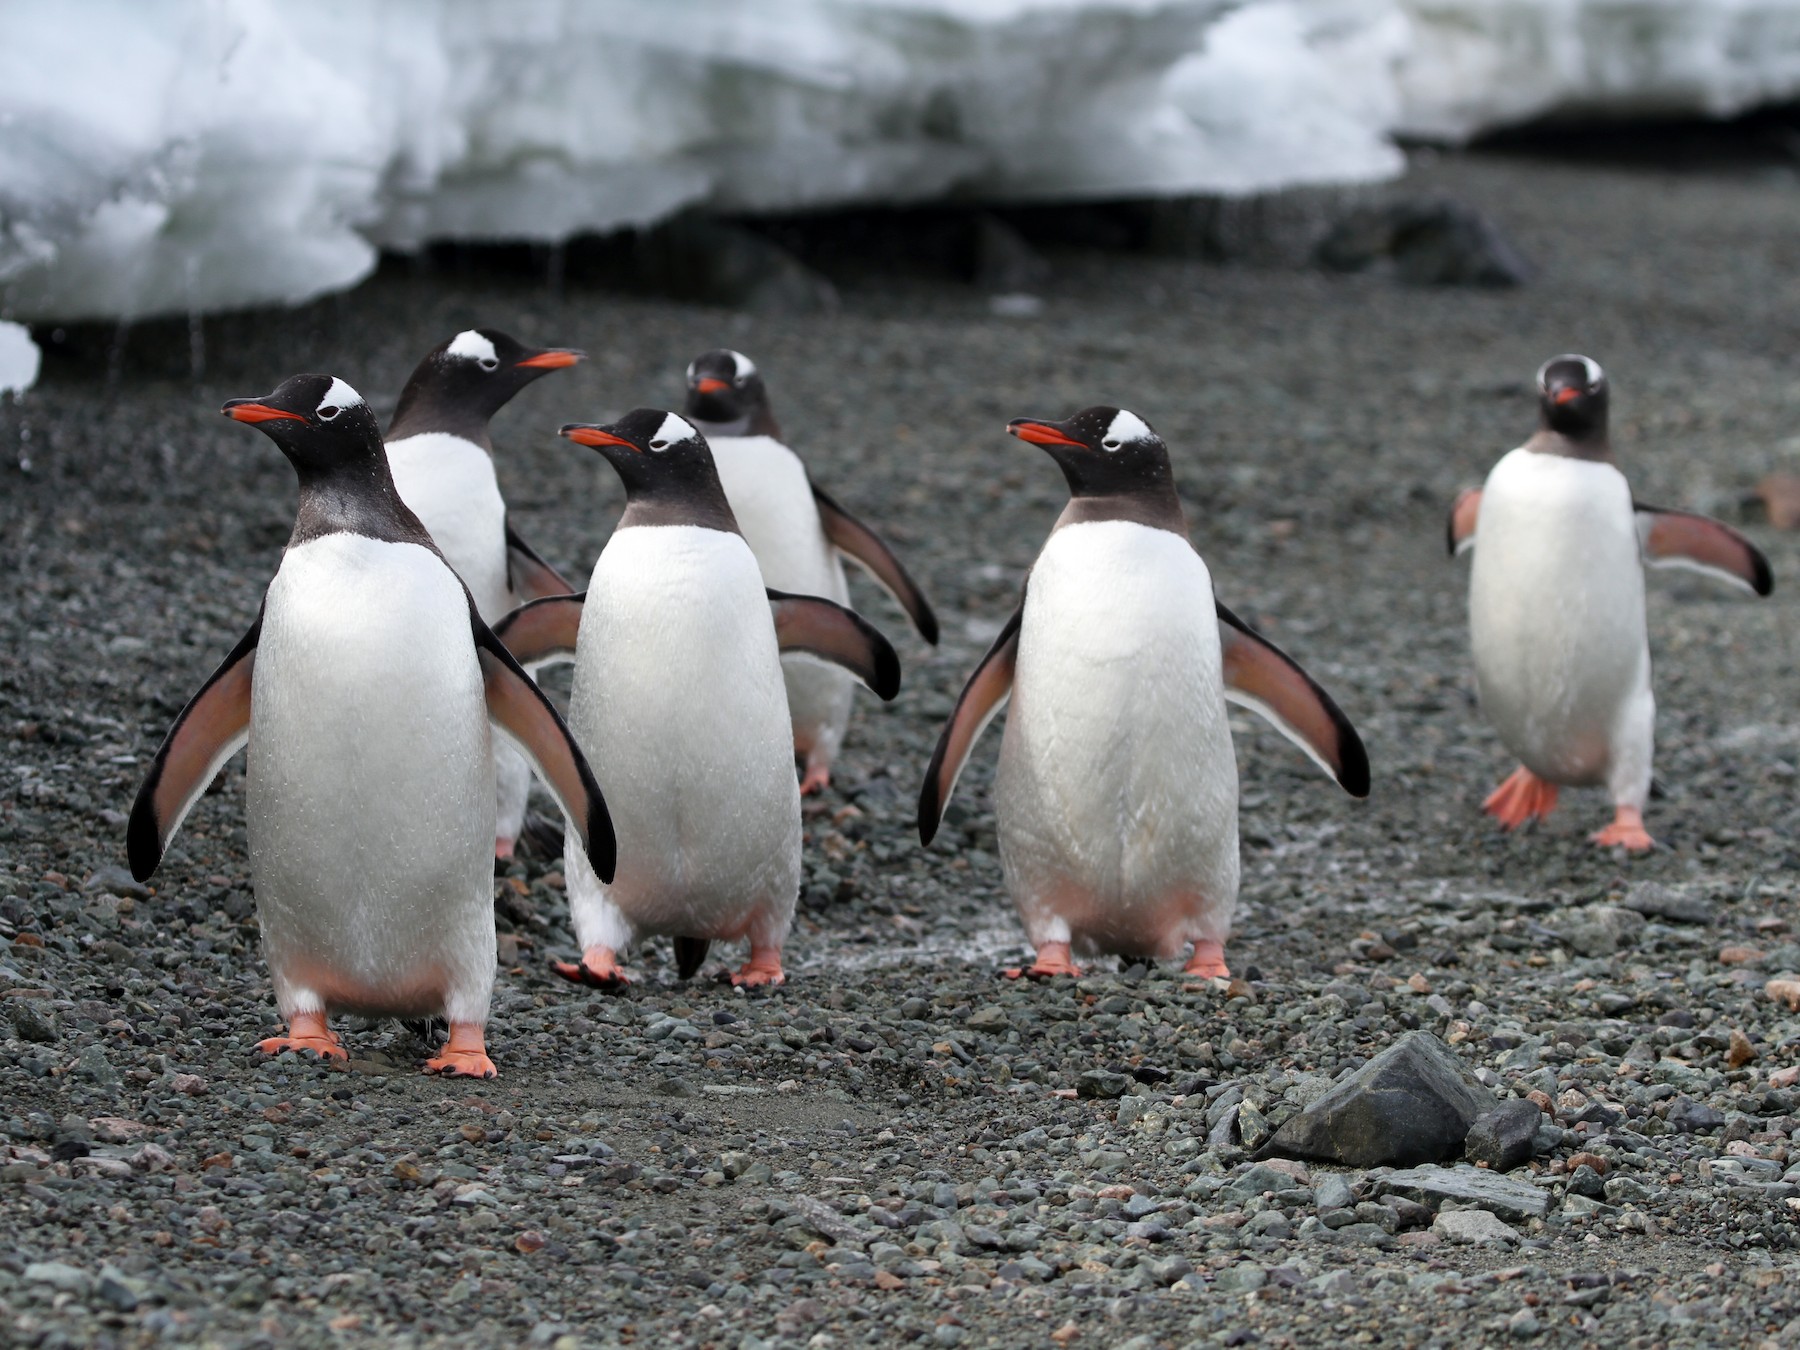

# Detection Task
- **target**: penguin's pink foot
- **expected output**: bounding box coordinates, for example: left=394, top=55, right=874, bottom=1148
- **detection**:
left=423, top=1022, right=496, bottom=1078
left=1483, top=766, right=1559, bottom=830
left=1183, top=940, right=1231, bottom=980
left=799, top=763, right=832, bottom=796
left=1591, top=806, right=1655, bottom=852
left=494, top=837, right=516, bottom=861
left=1003, top=941, right=1083, bottom=979
left=730, top=945, right=786, bottom=987
left=552, top=947, right=630, bottom=991
left=256, top=1011, right=346, bottom=1061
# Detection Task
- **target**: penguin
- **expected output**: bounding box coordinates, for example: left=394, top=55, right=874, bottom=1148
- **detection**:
left=918, top=407, right=1368, bottom=979
left=127, top=373, right=614, bottom=1076
left=683, top=348, right=937, bottom=794
left=385, top=328, right=583, bottom=859
left=495, top=409, right=902, bottom=989
left=1449, top=354, right=1772, bottom=850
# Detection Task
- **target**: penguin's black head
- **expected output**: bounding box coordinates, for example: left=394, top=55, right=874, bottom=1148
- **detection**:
left=223, top=374, right=385, bottom=476
left=387, top=328, right=583, bottom=444
left=562, top=408, right=732, bottom=508
left=1536, top=354, right=1608, bottom=442
left=1008, top=406, right=1175, bottom=502
left=683, top=348, right=777, bottom=436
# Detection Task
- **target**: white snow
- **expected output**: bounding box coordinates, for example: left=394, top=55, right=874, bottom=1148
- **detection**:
left=1, top=0, right=1796, bottom=324
left=0, top=322, right=40, bottom=399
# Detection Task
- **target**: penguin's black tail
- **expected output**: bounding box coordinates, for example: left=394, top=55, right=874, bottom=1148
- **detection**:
left=674, top=937, right=711, bottom=980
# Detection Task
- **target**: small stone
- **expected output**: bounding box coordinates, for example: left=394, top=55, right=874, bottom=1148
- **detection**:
left=1077, top=1069, right=1130, bottom=1100
left=1266, top=1031, right=1494, bottom=1167
left=1720, top=945, right=1764, bottom=966
left=78, top=1043, right=121, bottom=1089
left=1768, top=979, right=1800, bottom=1012
left=83, top=865, right=151, bottom=899
left=1378, top=1165, right=1550, bottom=1220
left=965, top=1006, right=1008, bottom=1032
left=1565, top=1165, right=1604, bottom=1198
left=25, top=1261, right=92, bottom=1294
left=1507, top=1307, right=1541, bottom=1337
left=1621, top=882, right=1709, bottom=924
left=1728, top=1029, right=1757, bottom=1068
left=1463, top=1100, right=1542, bottom=1172
left=1314, top=1174, right=1354, bottom=1210
left=1666, top=1097, right=1726, bottom=1134
left=1432, top=1209, right=1519, bottom=1246
left=9, top=1000, right=56, bottom=1043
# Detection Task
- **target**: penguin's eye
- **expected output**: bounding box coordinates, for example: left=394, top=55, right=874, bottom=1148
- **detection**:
left=649, top=439, right=668, bottom=453
left=318, top=405, right=341, bottom=421
left=1101, top=438, right=1120, bottom=451
left=478, top=356, right=499, bottom=371
left=685, top=362, right=696, bottom=382
left=734, top=375, right=747, bottom=387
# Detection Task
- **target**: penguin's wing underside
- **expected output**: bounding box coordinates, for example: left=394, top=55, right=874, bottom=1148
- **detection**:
left=505, top=518, right=576, bottom=603
left=768, top=588, right=902, bottom=699
left=917, top=595, right=1024, bottom=845
left=472, top=617, right=616, bottom=884
left=126, top=609, right=261, bottom=882
left=1446, top=488, right=1481, bottom=556
left=811, top=482, right=940, bottom=644
left=1217, top=600, right=1371, bottom=797
left=1635, top=503, right=1773, bottom=596
left=492, top=592, right=585, bottom=670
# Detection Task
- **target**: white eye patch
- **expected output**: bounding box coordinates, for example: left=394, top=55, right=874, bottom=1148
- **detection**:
left=648, top=412, right=698, bottom=452
left=728, top=350, right=756, bottom=380
left=1101, top=408, right=1153, bottom=451
left=316, top=376, right=364, bottom=420
left=1537, top=353, right=1604, bottom=391
left=447, top=330, right=499, bottom=368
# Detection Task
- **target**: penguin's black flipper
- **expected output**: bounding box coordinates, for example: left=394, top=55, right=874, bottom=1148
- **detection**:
left=767, top=589, right=902, bottom=700
left=473, top=612, right=616, bottom=884
left=493, top=591, right=586, bottom=669
left=1216, top=600, right=1370, bottom=798
left=917, top=592, right=1025, bottom=845
left=126, top=609, right=262, bottom=882
left=505, top=519, right=576, bottom=602
left=1635, top=503, right=1773, bottom=596
left=673, top=937, right=711, bottom=980
left=1447, top=488, right=1480, bottom=557
left=811, top=482, right=939, bottom=644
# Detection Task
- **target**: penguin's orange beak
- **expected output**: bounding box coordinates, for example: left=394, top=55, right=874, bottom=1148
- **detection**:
left=1551, top=386, right=1583, bottom=405
left=222, top=401, right=306, bottom=424
left=1008, top=419, right=1085, bottom=449
left=561, top=425, right=637, bottom=451
left=518, top=349, right=583, bottom=370
left=694, top=377, right=730, bottom=395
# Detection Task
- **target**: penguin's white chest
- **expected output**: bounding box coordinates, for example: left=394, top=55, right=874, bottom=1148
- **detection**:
left=248, top=534, right=494, bottom=1017
left=997, top=521, right=1239, bottom=958
left=386, top=432, right=510, bottom=620
left=567, top=525, right=800, bottom=937
left=1469, top=448, right=1650, bottom=782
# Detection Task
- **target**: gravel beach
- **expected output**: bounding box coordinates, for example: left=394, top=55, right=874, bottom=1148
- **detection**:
left=5, top=148, right=1800, bottom=1348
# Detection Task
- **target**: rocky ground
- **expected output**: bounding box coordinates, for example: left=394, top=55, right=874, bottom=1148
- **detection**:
left=6, top=146, right=1800, bottom=1348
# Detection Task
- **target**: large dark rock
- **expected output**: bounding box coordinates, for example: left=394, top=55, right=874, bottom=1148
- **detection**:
left=1462, top=1099, right=1543, bottom=1172
left=1314, top=197, right=1531, bottom=287
left=1265, top=1031, right=1493, bottom=1167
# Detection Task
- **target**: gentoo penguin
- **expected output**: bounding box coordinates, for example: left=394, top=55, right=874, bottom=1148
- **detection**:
left=683, top=348, right=937, bottom=794
left=495, top=409, right=901, bottom=988
left=1449, top=354, right=1771, bottom=850
left=127, top=374, right=613, bottom=1076
left=918, top=408, right=1368, bottom=979
left=385, top=328, right=583, bottom=859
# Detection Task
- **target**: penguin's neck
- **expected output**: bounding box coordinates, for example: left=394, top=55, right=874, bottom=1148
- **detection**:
left=291, top=459, right=439, bottom=549
left=1526, top=423, right=1612, bottom=463
left=387, top=377, right=496, bottom=451
left=618, top=473, right=743, bottom=535
left=1055, top=475, right=1187, bottom=536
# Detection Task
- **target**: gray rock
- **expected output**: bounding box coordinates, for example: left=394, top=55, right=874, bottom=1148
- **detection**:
left=1556, top=905, right=1646, bottom=958
left=1566, top=1164, right=1605, bottom=1198
left=1313, top=1173, right=1354, bottom=1210
left=1621, top=882, right=1711, bottom=925
left=9, top=999, right=57, bottom=1043
left=78, top=1043, right=121, bottom=1089
left=1378, top=1165, right=1550, bottom=1220
left=1214, top=1264, right=1268, bottom=1293
left=1314, top=196, right=1531, bottom=287
left=1432, top=1209, right=1520, bottom=1245
left=1463, top=1099, right=1543, bottom=1172
left=1266, top=1031, right=1494, bottom=1167
left=83, top=864, right=150, bottom=898
left=1077, top=1069, right=1131, bottom=1100
left=25, top=1261, right=92, bottom=1294
left=1666, top=1097, right=1726, bottom=1134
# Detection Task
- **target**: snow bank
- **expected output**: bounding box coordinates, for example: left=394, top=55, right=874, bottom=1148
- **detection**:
left=0, top=322, right=40, bottom=399
left=2, top=0, right=1796, bottom=324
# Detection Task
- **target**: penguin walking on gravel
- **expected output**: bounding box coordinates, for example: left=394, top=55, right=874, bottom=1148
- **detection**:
left=918, top=407, right=1368, bottom=979
left=127, top=374, right=614, bottom=1076
left=683, top=348, right=937, bottom=794
left=385, top=328, right=583, bottom=859
left=1449, top=354, right=1772, bottom=851
left=496, top=410, right=901, bottom=988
